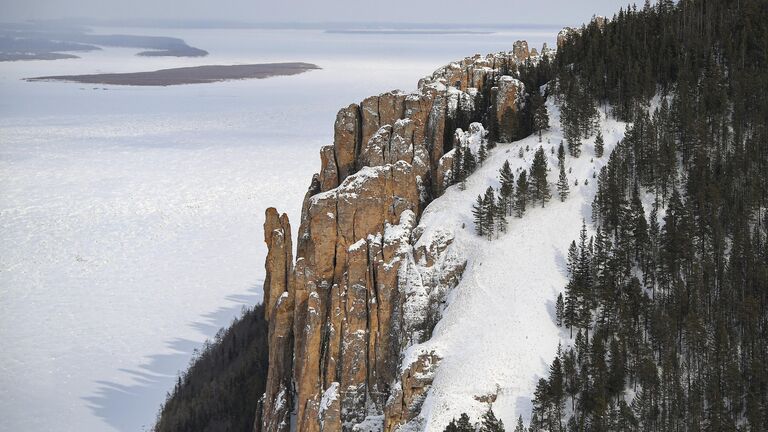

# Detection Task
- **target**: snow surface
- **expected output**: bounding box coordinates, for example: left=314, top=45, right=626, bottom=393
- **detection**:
left=405, top=98, right=627, bottom=430
left=0, top=26, right=561, bottom=432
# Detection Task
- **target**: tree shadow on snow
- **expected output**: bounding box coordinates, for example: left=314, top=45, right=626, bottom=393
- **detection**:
left=552, top=245, right=568, bottom=278
left=83, top=283, right=263, bottom=432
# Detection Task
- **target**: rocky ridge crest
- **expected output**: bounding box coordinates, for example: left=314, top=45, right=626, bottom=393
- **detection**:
left=257, top=43, right=545, bottom=432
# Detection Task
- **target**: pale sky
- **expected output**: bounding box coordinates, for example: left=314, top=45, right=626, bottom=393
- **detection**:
left=2, top=0, right=637, bottom=26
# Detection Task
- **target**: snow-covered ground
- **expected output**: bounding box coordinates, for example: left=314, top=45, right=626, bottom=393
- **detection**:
left=0, top=27, right=559, bottom=432
left=408, top=99, right=627, bottom=430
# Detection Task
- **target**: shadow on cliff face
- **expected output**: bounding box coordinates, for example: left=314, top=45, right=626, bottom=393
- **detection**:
left=83, top=283, right=263, bottom=432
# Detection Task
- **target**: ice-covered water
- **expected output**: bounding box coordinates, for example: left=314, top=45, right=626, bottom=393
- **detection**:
left=0, top=27, right=558, bottom=431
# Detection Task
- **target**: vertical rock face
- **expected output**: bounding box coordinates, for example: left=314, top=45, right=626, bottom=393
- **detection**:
left=257, top=49, right=534, bottom=432
left=334, top=104, right=362, bottom=185
left=512, top=40, right=530, bottom=61
left=261, top=209, right=295, bottom=432
left=496, top=76, right=525, bottom=142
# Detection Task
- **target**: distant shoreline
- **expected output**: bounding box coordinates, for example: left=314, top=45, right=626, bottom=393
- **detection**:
left=24, top=63, right=321, bottom=86
left=325, top=29, right=495, bottom=35
left=0, top=25, right=209, bottom=62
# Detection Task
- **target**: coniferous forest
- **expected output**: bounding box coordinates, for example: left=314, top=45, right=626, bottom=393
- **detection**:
left=155, top=305, right=269, bottom=432
left=525, top=0, right=768, bottom=431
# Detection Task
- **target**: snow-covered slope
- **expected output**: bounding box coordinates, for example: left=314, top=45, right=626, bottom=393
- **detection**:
left=405, top=99, right=627, bottom=430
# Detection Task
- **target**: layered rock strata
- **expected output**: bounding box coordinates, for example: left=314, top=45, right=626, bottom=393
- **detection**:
left=256, top=48, right=539, bottom=432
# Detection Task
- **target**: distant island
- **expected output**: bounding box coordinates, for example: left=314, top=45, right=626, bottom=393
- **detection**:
left=0, top=23, right=208, bottom=61
left=24, top=63, right=321, bottom=86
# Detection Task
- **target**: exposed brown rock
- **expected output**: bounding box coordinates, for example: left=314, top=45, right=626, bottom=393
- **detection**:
left=513, top=40, right=530, bottom=61
left=318, top=383, right=342, bottom=430
left=435, top=149, right=455, bottom=196
left=384, top=351, right=441, bottom=431
left=359, top=125, right=390, bottom=168
left=496, top=76, right=524, bottom=142
left=557, top=26, right=580, bottom=49
left=360, top=91, right=407, bottom=150
left=334, top=104, right=361, bottom=183
left=318, top=145, right=339, bottom=192
left=257, top=48, right=538, bottom=432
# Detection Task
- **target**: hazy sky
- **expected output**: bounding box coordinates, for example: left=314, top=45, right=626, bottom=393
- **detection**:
left=3, top=0, right=636, bottom=26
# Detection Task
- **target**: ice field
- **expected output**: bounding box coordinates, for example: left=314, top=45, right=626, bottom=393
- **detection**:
left=0, top=26, right=558, bottom=431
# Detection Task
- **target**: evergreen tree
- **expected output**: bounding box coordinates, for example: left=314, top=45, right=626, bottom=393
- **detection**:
left=557, top=141, right=565, bottom=167
left=548, top=356, right=565, bottom=431
left=478, top=142, right=489, bottom=166
left=499, top=160, right=515, bottom=216
left=462, top=146, right=477, bottom=189
left=495, top=193, right=508, bottom=236
left=594, top=129, right=604, bottom=158
left=482, top=187, right=497, bottom=240
left=445, top=413, right=474, bottom=432
left=514, top=170, right=528, bottom=218
left=480, top=408, right=505, bottom=432
left=533, top=92, right=550, bottom=141
left=472, top=195, right=486, bottom=237
left=514, top=416, right=526, bottom=432
left=501, top=106, right=518, bottom=142
left=556, top=163, right=569, bottom=202
left=555, top=293, right=565, bottom=327
left=529, top=146, right=551, bottom=207
left=452, top=142, right=464, bottom=188
left=564, top=280, right=578, bottom=338
left=566, top=135, right=582, bottom=158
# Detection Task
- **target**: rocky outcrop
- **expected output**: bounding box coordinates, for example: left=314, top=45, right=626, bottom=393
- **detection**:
left=594, top=15, right=607, bottom=30
left=512, top=40, right=530, bottom=62
left=557, top=26, right=580, bottom=49
left=383, top=351, right=441, bottom=430
left=261, top=209, right=295, bottom=432
left=257, top=48, right=535, bottom=432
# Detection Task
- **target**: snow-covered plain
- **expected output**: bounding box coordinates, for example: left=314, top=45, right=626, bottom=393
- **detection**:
left=408, top=99, right=627, bottom=430
left=0, top=27, right=559, bottom=432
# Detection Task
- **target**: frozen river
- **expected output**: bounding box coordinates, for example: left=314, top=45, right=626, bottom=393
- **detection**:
left=0, top=26, right=558, bottom=431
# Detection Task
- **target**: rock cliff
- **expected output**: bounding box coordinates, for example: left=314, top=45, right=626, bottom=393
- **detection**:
left=256, top=46, right=544, bottom=432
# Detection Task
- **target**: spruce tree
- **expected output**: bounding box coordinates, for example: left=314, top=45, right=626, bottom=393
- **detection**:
left=479, top=142, right=489, bottom=166
left=566, top=135, right=582, bottom=158
left=514, top=416, right=526, bottom=432
left=564, top=281, right=578, bottom=338
left=495, top=193, right=508, bottom=236
left=533, top=92, right=550, bottom=141
left=482, top=187, right=496, bottom=240
left=472, top=195, right=486, bottom=237
left=453, top=143, right=464, bottom=188
left=445, top=413, right=474, bottom=432
left=501, top=106, right=518, bottom=142
left=515, top=170, right=528, bottom=218
left=630, top=186, right=649, bottom=261
left=556, top=163, right=569, bottom=202
left=557, top=141, right=565, bottom=167
left=529, top=146, right=551, bottom=207
left=594, top=129, right=604, bottom=157
left=556, top=293, right=565, bottom=326
left=480, top=408, right=505, bottom=432
left=462, top=146, right=477, bottom=185
left=499, top=160, right=515, bottom=216
left=548, top=356, right=565, bottom=431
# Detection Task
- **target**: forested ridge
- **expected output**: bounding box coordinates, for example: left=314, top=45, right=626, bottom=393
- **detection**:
left=523, top=1, right=768, bottom=431
left=154, top=304, right=269, bottom=432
